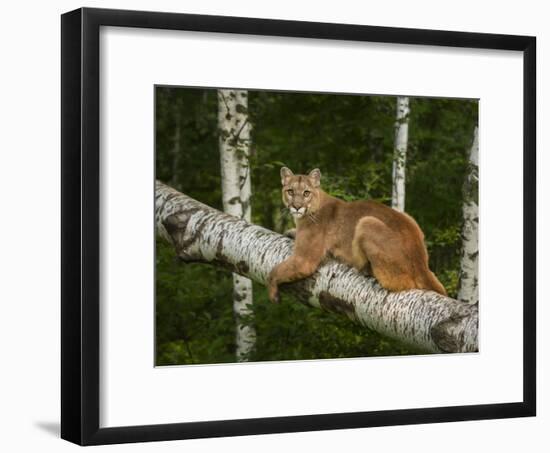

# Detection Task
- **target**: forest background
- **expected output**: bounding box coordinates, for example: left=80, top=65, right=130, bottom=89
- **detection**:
left=155, top=87, right=478, bottom=365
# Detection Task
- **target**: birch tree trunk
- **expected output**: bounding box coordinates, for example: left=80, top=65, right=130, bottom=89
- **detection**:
left=156, top=181, right=478, bottom=354
left=217, top=89, right=256, bottom=361
left=457, top=126, right=479, bottom=305
left=392, top=97, right=410, bottom=212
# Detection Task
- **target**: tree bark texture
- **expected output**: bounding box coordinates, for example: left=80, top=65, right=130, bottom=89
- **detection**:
left=156, top=181, right=478, bottom=354
left=218, top=89, right=255, bottom=361
left=457, top=126, right=479, bottom=305
left=392, top=97, right=410, bottom=212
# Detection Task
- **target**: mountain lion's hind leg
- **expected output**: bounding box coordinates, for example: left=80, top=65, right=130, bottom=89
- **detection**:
left=354, top=217, right=415, bottom=291
left=351, top=228, right=370, bottom=273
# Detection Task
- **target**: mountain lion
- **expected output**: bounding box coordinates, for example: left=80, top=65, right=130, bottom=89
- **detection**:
left=267, top=167, right=446, bottom=303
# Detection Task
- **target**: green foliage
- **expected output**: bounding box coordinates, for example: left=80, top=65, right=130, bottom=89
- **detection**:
left=250, top=282, right=413, bottom=361
left=155, top=240, right=236, bottom=365
left=155, top=87, right=478, bottom=365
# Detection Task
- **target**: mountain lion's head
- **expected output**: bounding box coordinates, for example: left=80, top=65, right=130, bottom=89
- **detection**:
left=280, top=167, right=322, bottom=219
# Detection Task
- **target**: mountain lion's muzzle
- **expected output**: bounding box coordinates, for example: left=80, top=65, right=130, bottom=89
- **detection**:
left=289, top=206, right=307, bottom=218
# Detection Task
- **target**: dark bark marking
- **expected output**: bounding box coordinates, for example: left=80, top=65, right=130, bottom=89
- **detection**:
left=208, top=259, right=237, bottom=274
left=273, top=279, right=315, bottom=307
left=326, top=271, right=338, bottom=290
left=215, top=230, right=226, bottom=260
left=236, top=260, right=249, bottom=274
left=235, top=103, right=247, bottom=114
left=431, top=314, right=467, bottom=353
left=179, top=215, right=209, bottom=253
left=162, top=208, right=204, bottom=257
left=175, top=256, right=203, bottom=265
left=431, top=304, right=477, bottom=353
left=233, top=289, right=247, bottom=302
left=162, top=213, right=186, bottom=246
left=318, top=291, right=356, bottom=318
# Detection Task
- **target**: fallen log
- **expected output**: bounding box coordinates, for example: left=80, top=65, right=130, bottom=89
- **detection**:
left=155, top=180, right=478, bottom=354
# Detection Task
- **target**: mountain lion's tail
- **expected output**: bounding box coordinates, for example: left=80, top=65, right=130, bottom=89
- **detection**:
left=419, top=270, right=447, bottom=296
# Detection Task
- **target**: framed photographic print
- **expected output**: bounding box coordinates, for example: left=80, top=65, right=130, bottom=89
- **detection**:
left=61, top=7, right=536, bottom=446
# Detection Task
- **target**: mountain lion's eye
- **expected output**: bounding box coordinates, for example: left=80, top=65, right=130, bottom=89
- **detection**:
left=287, top=189, right=294, bottom=196
left=303, top=190, right=311, bottom=197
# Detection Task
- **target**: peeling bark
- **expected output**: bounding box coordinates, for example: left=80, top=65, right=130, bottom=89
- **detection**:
left=156, top=181, right=478, bottom=354
left=392, top=97, right=409, bottom=212
left=458, top=126, right=479, bottom=305
left=218, top=89, right=256, bottom=361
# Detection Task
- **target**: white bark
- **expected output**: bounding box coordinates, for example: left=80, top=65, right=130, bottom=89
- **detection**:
left=392, top=97, right=410, bottom=212
left=156, top=181, right=478, bottom=354
left=458, top=126, right=479, bottom=305
left=218, top=89, right=255, bottom=361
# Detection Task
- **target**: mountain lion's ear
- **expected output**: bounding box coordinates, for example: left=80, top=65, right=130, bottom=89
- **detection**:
left=280, top=167, right=293, bottom=185
left=308, top=168, right=321, bottom=187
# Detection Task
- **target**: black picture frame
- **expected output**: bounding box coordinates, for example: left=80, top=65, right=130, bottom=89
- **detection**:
left=61, top=7, right=536, bottom=446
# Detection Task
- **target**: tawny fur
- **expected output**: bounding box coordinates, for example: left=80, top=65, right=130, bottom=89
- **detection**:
left=267, top=167, right=447, bottom=303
